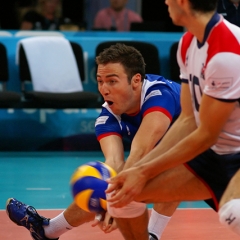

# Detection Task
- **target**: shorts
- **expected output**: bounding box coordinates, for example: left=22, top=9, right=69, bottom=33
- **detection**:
left=185, top=149, right=240, bottom=211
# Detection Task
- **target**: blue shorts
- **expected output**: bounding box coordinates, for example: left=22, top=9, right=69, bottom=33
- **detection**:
left=185, top=149, right=240, bottom=211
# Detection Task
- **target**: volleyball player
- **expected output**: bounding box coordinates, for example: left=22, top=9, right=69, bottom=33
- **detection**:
left=6, top=43, right=181, bottom=240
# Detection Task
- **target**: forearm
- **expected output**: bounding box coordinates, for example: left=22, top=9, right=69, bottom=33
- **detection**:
left=100, top=135, right=125, bottom=173
left=124, top=148, right=148, bottom=170
left=134, top=113, right=196, bottom=168
left=139, top=124, right=215, bottom=181
left=104, top=150, right=125, bottom=173
left=124, top=111, right=171, bottom=170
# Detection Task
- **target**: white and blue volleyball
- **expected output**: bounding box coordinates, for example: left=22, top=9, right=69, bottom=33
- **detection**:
left=70, top=161, right=116, bottom=213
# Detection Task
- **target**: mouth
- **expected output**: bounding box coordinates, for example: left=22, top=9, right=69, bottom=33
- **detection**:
left=106, top=101, right=113, bottom=106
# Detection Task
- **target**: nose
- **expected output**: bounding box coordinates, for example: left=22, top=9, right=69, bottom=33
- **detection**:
left=99, top=83, right=110, bottom=96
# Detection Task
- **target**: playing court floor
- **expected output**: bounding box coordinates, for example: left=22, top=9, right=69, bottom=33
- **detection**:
left=0, top=151, right=239, bottom=239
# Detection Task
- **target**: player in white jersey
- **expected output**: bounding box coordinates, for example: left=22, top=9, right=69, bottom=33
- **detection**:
left=5, top=43, right=182, bottom=240
left=105, top=0, right=240, bottom=239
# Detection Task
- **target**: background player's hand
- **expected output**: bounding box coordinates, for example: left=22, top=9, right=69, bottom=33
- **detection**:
left=106, top=166, right=147, bottom=208
left=91, top=211, right=117, bottom=233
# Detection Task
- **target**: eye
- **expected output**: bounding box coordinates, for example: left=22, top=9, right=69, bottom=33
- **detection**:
left=109, top=80, right=116, bottom=85
left=97, top=80, right=103, bottom=85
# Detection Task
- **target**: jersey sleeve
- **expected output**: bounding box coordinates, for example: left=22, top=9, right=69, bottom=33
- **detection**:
left=141, top=85, right=179, bottom=122
left=177, top=33, right=195, bottom=84
left=202, top=20, right=240, bottom=100
left=204, top=53, right=240, bottom=101
left=95, top=107, right=122, bottom=141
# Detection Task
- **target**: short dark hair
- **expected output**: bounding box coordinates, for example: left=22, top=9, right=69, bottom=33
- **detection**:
left=96, top=43, right=146, bottom=82
left=189, top=0, right=218, bottom=12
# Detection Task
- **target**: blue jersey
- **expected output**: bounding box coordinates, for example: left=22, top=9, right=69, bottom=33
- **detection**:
left=95, top=74, right=181, bottom=142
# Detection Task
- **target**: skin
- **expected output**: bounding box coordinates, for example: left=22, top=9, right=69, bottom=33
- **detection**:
left=229, top=0, right=240, bottom=6
left=219, top=169, right=240, bottom=209
left=105, top=0, right=238, bottom=239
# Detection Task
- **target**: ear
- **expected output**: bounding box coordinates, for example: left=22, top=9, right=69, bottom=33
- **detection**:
left=176, top=0, right=186, bottom=7
left=180, top=0, right=190, bottom=9
left=132, top=73, right=142, bottom=89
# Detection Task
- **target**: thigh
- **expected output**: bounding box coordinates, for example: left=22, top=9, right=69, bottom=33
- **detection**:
left=135, top=164, right=212, bottom=203
left=219, top=169, right=240, bottom=208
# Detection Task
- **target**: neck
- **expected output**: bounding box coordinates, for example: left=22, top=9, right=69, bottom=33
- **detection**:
left=125, top=85, right=142, bottom=115
left=185, top=11, right=215, bottom=43
left=112, top=7, right=125, bottom=13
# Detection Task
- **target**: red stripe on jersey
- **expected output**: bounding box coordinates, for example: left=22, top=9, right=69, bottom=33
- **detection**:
left=206, top=21, right=240, bottom=65
left=97, top=132, right=122, bottom=141
left=181, top=32, right=194, bottom=65
left=143, top=107, right=172, bottom=121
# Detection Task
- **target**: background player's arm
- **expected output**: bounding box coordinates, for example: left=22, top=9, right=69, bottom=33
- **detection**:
left=124, top=111, right=171, bottom=169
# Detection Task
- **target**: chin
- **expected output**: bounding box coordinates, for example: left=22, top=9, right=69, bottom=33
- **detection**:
left=112, top=108, right=123, bottom=115
left=112, top=110, right=121, bottom=115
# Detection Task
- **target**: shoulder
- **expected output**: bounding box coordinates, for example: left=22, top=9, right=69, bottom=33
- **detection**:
left=143, top=74, right=180, bottom=97
left=23, top=10, right=41, bottom=18
left=22, top=10, right=43, bottom=21
left=95, top=8, right=109, bottom=17
left=206, top=19, right=240, bottom=64
left=126, top=9, right=143, bottom=21
left=178, top=32, right=194, bottom=64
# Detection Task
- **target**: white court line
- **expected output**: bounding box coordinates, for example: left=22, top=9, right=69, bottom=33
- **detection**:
left=26, top=188, right=52, bottom=190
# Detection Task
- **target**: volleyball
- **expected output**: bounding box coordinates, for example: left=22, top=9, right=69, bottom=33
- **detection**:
left=70, top=161, right=117, bottom=213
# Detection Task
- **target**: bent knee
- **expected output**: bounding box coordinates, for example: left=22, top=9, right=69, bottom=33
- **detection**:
left=107, top=200, right=146, bottom=218
left=218, top=199, right=240, bottom=235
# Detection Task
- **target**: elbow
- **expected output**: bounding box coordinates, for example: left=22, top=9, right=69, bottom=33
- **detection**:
left=198, top=130, right=219, bottom=150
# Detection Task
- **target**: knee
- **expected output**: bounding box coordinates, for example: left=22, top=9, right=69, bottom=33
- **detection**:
left=107, top=200, right=146, bottom=218
left=218, top=199, right=240, bottom=235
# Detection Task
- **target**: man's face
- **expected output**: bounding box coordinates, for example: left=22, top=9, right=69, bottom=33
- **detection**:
left=165, top=0, right=185, bottom=26
left=43, top=0, right=59, bottom=14
left=229, top=0, right=240, bottom=4
left=97, top=62, right=137, bottom=115
left=110, top=0, right=128, bottom=11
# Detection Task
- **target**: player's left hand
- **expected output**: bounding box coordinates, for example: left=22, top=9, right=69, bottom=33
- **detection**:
left=106, top=166, right=147, bottom=208
left=91, top=211, right=117, bottom=233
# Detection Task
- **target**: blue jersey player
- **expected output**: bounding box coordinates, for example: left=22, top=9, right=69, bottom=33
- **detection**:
left=6, top=44, right=181, bottom=240
left=95, top=74, right=180, bottom=145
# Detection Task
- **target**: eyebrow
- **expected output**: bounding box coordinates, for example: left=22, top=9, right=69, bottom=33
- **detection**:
left=97, top=73, right=119, bottom=78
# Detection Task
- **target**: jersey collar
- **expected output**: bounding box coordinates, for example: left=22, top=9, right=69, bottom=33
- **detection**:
left=197, top=12, right=221, bottom=48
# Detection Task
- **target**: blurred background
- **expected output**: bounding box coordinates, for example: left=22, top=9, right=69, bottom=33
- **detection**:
left=0, top=0, right=182, bottom=31
left=0, top=0, right=237, bottom=151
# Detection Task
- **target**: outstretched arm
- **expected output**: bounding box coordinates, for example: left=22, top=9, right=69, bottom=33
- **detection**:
left=124, top=110, right=171, bottom=169
left=106, top=84, right=236, bottom=207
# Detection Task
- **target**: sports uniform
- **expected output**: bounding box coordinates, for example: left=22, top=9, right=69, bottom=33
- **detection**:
left=95, top=74, right=181, bottom=143
left=177, top=12, right=240, bottom=210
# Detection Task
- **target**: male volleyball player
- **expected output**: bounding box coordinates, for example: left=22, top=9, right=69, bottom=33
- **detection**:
left=105, top=0, right=240, bottom=239
left=6, top=43, right=181, bottom=240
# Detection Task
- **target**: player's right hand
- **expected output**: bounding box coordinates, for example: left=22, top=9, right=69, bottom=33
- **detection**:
left=91, top=211, right=117, bottom=233
left=106, top=166, right=147, bottom=208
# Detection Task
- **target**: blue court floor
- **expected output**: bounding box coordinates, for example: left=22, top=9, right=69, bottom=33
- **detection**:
left=0, top=151, right=209, bottom=210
